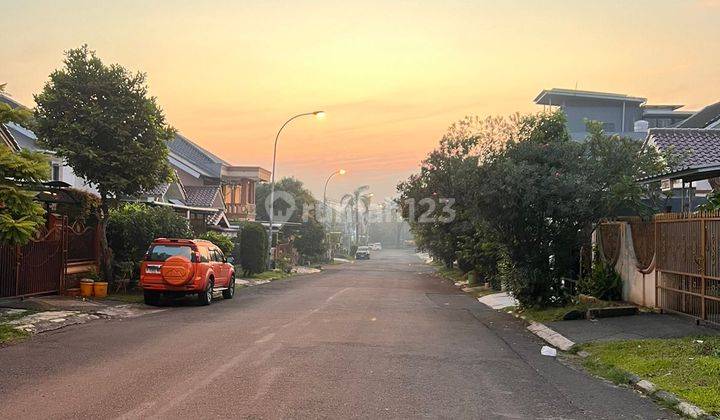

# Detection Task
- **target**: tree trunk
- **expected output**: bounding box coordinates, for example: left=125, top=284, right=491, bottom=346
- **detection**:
left=98, top=194, right=114, bottom=282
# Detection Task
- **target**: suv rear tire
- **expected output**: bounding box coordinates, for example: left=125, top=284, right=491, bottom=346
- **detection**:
left=198, top=278, right=213, bottom=306
left=222, top=275, right=235, bottom=300
left=144, top=290, right=161, bottom=306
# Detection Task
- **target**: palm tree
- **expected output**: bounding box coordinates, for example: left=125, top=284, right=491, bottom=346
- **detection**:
left=341, top=185, right=371, bottom=245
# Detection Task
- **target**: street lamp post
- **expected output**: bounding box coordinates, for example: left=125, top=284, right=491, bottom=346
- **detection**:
left=322, top=169, right=346, bottom=226
left=268, top=111, right=325, bottom=269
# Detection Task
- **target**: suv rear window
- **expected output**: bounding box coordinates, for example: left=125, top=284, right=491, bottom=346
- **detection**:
left=147, top=245, right=193, bottom=262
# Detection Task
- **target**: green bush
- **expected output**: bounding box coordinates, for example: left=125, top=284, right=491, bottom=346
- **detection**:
left=107, top=203, right=192, bottom=266
left=238, top=222, right=268, bottom=276
left=577, top=253, right=623, bottom=301
left=198, top=231, right=234, bottom=255
left=294, top=221, right=327, bottom=264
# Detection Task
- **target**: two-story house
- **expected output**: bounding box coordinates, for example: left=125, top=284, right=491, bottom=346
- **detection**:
left=533, top=88, right=695, bottom=141
left=2, top=92, right=270, bottom=234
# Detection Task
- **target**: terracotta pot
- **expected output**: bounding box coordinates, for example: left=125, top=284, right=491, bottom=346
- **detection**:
left=79, top=280, right=94, bottom=298
left=93, top=282, right=108, bottom=298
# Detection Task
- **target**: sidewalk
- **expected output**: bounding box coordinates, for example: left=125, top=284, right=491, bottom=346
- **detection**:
left=0, top=295, right=162, bottom=336
left=547, top=313, right=719, bottom=344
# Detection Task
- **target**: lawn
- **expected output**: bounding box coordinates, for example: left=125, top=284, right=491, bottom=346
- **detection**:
left=581, top=336, right=720, bottom=415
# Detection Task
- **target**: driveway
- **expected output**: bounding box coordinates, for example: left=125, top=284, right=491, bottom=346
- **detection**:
left=0, top=249, right=674, bottom=419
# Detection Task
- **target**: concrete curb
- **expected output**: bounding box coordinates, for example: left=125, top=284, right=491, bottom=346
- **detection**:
left=526, top=321, right=576, bottom=351
left=625, top=377, right=714, bottom=419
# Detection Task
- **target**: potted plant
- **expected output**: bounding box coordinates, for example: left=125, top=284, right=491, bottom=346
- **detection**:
left=90, top=267, right=108, bottom=298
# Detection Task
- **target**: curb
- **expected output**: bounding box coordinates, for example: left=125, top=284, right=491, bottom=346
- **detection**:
left=525, top=321, right=575, bottom=351
left=625, top=376, right=715, bottom=419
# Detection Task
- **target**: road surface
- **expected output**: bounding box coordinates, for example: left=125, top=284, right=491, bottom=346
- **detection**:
left=0, top=249, right=674, bottom=419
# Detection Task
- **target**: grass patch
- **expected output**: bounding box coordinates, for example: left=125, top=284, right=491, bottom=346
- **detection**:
left=581, top=336, right=720, bottom=415
left=0, top=324, right=28, bottom=345
left=106, top=292, right=144, bottom=304
left=463, top=286, right=499, bottom=299
left=515, top=300, right=619, bottom=323
left=435, top=266, right=467, bottom=283
left=250, top=270, right=291, bottom=281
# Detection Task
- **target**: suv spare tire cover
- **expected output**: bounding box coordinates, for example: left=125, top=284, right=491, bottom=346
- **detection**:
left=161, top=255, right=194, bottom=286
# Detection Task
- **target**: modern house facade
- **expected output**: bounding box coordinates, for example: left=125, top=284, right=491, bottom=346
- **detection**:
left=534, top=88, right=695, bottom=140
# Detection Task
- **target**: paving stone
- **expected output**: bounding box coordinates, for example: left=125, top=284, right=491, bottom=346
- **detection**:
left=654, top=390, right=679, bottom=405
left=634, top=379, right=657, bottom=394
left=677, top=401, right=705, bottom=418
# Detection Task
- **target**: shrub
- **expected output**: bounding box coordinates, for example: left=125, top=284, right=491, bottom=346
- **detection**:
left=238, top=222, right=268, bottom=276
left=56, top=188, right=101, bottom=225
left=577, top=249, right=623, bottom=301
left=107, top=203, right=192, bottom=266
left=293, top=221, right=327, bottom=264
left=198, top=231, right=234, bottom=255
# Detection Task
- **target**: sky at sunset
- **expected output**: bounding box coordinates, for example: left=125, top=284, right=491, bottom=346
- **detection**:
left=1, top=0, right=719, bottom=200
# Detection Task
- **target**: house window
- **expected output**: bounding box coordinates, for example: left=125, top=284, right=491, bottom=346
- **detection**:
left=52, top=163, right=61, bottom=181
left=235, top=185, right=244, bottom=205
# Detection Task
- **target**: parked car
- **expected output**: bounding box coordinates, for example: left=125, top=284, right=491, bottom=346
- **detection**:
left=370, top=243, right=382, bottom=251
left=139, top=238, right=235, bottom=306
left=355, top=246, right=371, bottom=260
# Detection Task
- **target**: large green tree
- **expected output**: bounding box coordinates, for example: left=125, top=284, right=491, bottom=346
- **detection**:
left=0, top=84, right=48, bottom=246
left=293, top=220, right=327, bottom=263
left=34, top=46, right=175, bottom=279
left=255, top=177, right=317, bottom=224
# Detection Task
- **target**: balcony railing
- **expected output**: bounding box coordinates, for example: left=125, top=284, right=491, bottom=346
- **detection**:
left=225, top=203, right=256, bottom=221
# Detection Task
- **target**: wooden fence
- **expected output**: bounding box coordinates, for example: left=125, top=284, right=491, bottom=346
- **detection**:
left=600, top=212, right=720, bottom=325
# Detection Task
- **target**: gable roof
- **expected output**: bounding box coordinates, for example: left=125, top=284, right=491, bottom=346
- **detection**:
left=640, top=128, right=720, bottom=182
left=184, top=185, right=222, bottom=208
left=168, top=134, right=227, bottom=179
left=677, top=101, right=720, bottom=129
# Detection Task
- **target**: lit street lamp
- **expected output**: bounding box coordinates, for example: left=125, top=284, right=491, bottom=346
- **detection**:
left=268, top=111, right=325, bottom=268
left=323, top=169, right=346, bottom=224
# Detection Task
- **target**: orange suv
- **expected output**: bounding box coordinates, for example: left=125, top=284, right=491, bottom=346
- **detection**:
left=139, top=238, right=236, bottom=306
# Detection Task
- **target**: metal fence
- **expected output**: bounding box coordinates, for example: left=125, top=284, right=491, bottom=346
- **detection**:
left=0, top=218, right=99, bottom=299
left=0, top=220, right=67, bottom=298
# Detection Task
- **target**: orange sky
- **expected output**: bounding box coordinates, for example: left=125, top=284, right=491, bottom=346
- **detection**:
left=2, top=0, right=719, bottom=200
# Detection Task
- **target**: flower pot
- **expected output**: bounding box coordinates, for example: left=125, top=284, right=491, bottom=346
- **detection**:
left=93, top=282, right=108, bottom=298
left=79, top=280, right=94, bottom=298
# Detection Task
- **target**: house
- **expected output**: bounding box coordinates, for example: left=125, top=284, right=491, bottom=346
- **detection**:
left=534, top=88, right=694, bottom=140
left=1, top=93, right=98, bottom=193
left=167, top=134, right=270, bottom=226
left=677, top=101, right=720, bottom=129
left=639, top=128, right=720, bottom=211
left=1, top=92, right=271, bottom=234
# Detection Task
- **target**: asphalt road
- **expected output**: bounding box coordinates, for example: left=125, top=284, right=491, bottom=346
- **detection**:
left=0, top=249, right=675, bottom=419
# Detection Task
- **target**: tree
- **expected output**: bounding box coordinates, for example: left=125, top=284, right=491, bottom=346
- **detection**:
left=34, top=46, right=175, bottom=280
left=239, top=222, right=268, bottom=276
left=0, top=84, right=48, bottom=246
left=293, top=220, right=327, bottom=263
left=255, top=177, right=316, bottom=224
left=341, top=185, right=371, bottom=245
left=0, top=146, right=48, bottom=245
left=107, top=203, right=192, bottom=267
left=199, top=231, right=234, bottom=255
